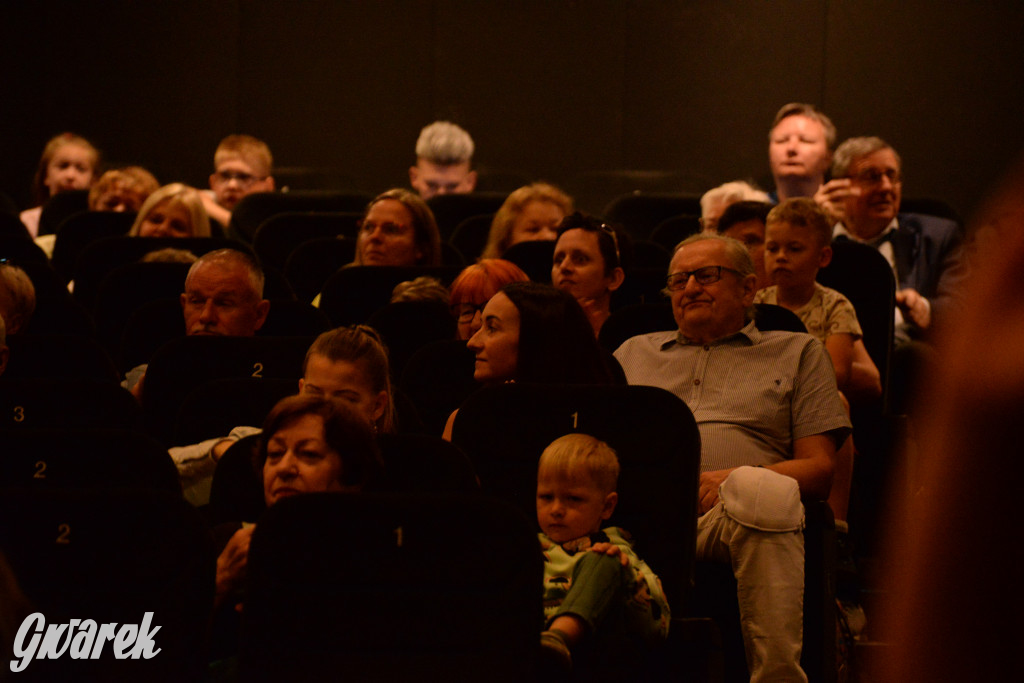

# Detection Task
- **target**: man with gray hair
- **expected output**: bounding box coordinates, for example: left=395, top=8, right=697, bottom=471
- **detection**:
left=614, top=232, right=850, bottom=682
left=124, top=248, right=270, bottom=397
left=408, top=121, right=477, bottom=200
left=830, top=136, right=964, bottom=342
left=699, top=180, right=770, bottom=232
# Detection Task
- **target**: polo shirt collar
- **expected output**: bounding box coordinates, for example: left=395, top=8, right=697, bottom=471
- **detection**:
left=662, top=320, right=760, bottom=349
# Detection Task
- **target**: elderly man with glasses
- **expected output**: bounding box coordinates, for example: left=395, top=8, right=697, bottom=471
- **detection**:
left=614, top=232, right=850, bottom=682
left=825, top=137, right=966, bottom=343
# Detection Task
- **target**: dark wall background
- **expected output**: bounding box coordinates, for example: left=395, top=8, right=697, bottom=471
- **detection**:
left=3, top=0, right=1022, bottom=221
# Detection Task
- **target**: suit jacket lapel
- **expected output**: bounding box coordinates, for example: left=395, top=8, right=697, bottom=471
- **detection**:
left=891, top=217, right=919, bottom=285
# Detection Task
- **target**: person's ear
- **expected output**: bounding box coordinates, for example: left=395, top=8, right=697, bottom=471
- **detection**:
left=602, top=491, right=618, bottom=520
left=409, top=166, right=420, bottom=186
left=741, top=273, right=758, bottom=306
left=208, top=173, right=218, bottom=191
left=607, top=267, right=626, bottom=293
left=372, top=390, right=388, bottom=423
left=254, top=299, right=271, bottom=330
left=264, top=175, right=275, bottom=192
left=465, top=169, right=478, bottom=192
left=297, top=378, right=305, bottom=393
left=819, top=244, right=833, bottom=268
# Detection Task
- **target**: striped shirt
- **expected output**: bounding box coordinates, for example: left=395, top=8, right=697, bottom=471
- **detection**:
left=613, top=322, right=851, bottom=472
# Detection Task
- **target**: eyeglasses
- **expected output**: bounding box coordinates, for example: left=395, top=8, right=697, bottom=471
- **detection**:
left=359, top=220, right=411, bottom=237
left=213, top=170, right=265, bottom=187
left=849, top=168, right=902, bottom=187
left=665, top=265, right=742, bottom=290
left=453, top=302, right=486, bottom=323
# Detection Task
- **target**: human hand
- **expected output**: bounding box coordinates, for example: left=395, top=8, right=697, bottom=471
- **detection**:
left=216, top=525, right=255, bottom=608
left=130, top=371, right=146, bottom=402
left=814, top=179, right=859, bottom=225
left=896, top=288, right=931, bottom=329
left=589, top=542, right=629, bottom=566
left=698, top=468, right=734, bottom=515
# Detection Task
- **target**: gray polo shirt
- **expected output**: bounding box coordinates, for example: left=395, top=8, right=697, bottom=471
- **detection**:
left=613, top=321, right=851, bottom=472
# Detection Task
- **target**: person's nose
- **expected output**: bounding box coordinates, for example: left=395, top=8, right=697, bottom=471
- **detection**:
left=467, top=326, right=484, bottom=352
left=682, top=274, right=704, bottom=296
left=199, top=299, right=218, bottom=324
left=549, top=499, right=565, bottom=517
left=274, top=451, right=299, bottom=480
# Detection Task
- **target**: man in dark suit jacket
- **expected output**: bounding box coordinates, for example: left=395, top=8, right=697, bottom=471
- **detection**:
left=827, top=136, right=965, bottom=344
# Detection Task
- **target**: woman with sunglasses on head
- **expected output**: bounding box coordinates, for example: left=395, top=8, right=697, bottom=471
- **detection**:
left=551, top=212, right=626, bottom=337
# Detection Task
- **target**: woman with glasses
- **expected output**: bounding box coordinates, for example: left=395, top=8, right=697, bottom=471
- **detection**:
left=448, top=259, right=529, bottom=340
left=551, top=212, right=626, bottom=337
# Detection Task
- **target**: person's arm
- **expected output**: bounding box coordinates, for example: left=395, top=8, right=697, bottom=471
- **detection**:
left=200, top=192, right=232, bottom=228
left=698, top=432, right=836, bottom=512
left=824, top=332, right=855, bottom=393
left=848, top=338, right=882, bottom=402
left=768, top=433, right=836, bottom=501
left=214, top=525, right=255, bottom=610
left=168, top=426, right=262, bottom=481
left=441, top=408, right=458, bottom=441
left=896, top=287, right=932, bottom=329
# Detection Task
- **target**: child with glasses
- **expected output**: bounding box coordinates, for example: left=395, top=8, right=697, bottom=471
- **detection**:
left=201, top=135, right=275, bottom=227
left=537, top=433, right=669, bottom=674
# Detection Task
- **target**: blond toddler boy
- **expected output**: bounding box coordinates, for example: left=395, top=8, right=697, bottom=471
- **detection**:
left=536, top=433, right=669, bottom=673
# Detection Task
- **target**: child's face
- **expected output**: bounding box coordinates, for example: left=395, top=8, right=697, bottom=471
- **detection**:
left=536, top=471, right=616, bottom=543
left=44, top=143, right=95, bottom=196
left=210, top=156, right=272, bottom=210
left=138, top=199, right=192, bottom=238
left=764, top=221, right=831, bottom=290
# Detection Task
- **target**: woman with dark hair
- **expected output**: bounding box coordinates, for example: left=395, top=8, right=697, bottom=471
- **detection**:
left=498, top=281, right=617, bottom=385
left=551, top=212, right=626, bottom=336
left=215, top=394, right=381, bottom=609
left=448, top=258, right=529, bottom=340
left=442, top=281, right=618, bottom=439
